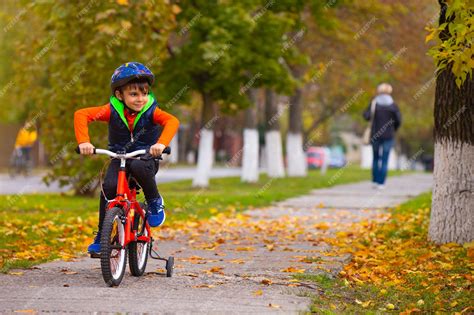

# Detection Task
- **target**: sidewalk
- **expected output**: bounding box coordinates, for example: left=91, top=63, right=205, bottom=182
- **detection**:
left=0, top=173, right=432, bottom=314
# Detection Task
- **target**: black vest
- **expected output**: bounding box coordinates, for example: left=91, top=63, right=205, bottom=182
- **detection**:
left=108, top=96, right=160, bottom=152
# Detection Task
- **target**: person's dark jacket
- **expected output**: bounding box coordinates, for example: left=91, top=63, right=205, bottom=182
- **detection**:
left=363, top=94, right=401, bottom=142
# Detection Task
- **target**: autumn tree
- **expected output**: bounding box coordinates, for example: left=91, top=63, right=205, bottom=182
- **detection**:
left=239, top=5, right=295, bottom=182
left=11, top=0, right=175, bottom=194
left=294, top=0, right=437, bottom=162
left=159, top=1, right=257, bottom=187
left=274, top=2, right=339, bottom=178
left=160, top=1, right=302, bottom=185
left=427, top=0, right=473, bottom=244
left=0, top=0, right=42, bottom=123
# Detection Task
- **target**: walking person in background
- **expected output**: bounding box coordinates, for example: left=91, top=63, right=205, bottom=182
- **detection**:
left=363, top=83, right=402, bottom=189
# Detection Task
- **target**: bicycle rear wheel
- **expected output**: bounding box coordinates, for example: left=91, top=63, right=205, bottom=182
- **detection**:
left=9, top=150, right=19, bottom=178
left=129, top=209, right=149, bottom=276
left=100, top=207, right=127, bottom=286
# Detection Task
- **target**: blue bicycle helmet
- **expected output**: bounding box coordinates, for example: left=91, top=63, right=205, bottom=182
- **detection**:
left=110, top=62, right=155, bottom=92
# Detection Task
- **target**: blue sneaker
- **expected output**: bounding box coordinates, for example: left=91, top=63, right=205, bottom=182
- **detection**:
left=87, top=231, right=101, bottom=254
left=148, top=196, right=165, bottom=227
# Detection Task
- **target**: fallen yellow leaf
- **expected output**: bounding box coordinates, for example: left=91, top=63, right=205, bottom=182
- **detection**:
left=204, top=266, right=224, bottom=275
left=235, top=246, right=255, bottom=251
left=313, top=223, right=330, bottom=230
left=184, top=273, right=199, bottom=278
left=462, top=241, right=474, bottom=249
left=253, top=289, right=263, bottom=296
left=280, top=267, right=305, bottom=273
left=62, top=271, right=78, bottom=275
left=400, top=308, right=421, bottom=315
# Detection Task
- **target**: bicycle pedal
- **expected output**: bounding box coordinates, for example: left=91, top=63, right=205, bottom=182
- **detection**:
left=89, top=252, right=101, bottom=259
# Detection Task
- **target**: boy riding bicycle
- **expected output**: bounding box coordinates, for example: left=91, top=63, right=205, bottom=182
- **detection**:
left=74, top=62, right=179, bottom=255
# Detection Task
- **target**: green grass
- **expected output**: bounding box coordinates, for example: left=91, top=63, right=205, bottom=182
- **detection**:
left=302, top=275, right=430, bottom=314
left=0, top=166, right=411, bottom=271
left=299, top=192, right=473, bottom=314
left=0, top=194, right=98, bottom=272
left=294, top=273, right=335, bottom=290
left=391, top=191, right=432, bottom=215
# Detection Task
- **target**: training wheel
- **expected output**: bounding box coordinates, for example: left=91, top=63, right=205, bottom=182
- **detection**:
left=166, top=256, right=174, bottom=277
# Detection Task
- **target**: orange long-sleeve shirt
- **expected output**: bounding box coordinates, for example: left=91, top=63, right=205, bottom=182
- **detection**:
left=74, top=104, right=179, bottom=146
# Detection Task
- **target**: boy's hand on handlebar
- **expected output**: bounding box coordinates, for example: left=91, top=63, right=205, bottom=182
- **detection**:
left=150, top=143, right=166, bottom=157
left=79, top=142, right=95, bottom=155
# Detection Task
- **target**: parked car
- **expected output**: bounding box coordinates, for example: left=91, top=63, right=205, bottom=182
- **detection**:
left=329, top=146, right=347, bottom=168
left=307, top=146, right=327, bottom=169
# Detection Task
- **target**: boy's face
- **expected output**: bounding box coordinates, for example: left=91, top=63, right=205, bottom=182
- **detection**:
left=115, top=85, right=149, bottom=112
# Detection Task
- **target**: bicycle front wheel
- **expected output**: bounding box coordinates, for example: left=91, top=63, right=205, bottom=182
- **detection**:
left=128, top=224, right=149, bottom=276
left=100, top=207, right=127, bottom=287
left=129, top=203, right=150, bottom=276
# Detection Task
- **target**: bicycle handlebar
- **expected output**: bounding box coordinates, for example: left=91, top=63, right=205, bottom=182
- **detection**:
left=75, top=146, right=171, bottom=158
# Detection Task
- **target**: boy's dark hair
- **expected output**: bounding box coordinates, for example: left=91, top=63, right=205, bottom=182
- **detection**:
left=114, top=77, right=150, bottom=94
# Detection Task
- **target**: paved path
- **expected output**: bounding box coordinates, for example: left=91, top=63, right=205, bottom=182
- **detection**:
left=0, top=166, right=241, bottom=195
left=0, top=173, right=432, bottom=314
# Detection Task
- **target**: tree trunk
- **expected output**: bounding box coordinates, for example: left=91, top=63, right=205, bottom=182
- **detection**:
left=241, top=89, right=259, bottom=182
left=192, top=93, right=216, bottom=187
left=264, top=89, right=285, bottom=178
left=287, top=67, right=307, bottom=177
left=168, top=132, right=179, bottom=164
left=429, top=1, right=474, bottom=244
left=430, top=142, right=474, bottom=244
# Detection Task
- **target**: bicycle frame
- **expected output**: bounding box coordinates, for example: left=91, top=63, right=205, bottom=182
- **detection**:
left=76, top=146, right=173, bottom=285
left=93, top=149, right=153, bottom=248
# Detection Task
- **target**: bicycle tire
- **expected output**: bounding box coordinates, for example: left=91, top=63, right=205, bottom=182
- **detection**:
left=100, top=207, right=127, bottom=287
left=129, top=203, right=149, bottom=276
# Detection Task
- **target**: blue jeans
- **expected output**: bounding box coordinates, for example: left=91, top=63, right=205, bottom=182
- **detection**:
left=372, top=139, right=394, bottom=185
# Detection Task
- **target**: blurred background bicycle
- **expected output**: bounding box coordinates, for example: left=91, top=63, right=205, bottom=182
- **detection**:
left=9, top=122, right=37, bottom=178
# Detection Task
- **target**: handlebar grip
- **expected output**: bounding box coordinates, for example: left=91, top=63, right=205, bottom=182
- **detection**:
left=75, top=146, right=96, bottom=154
left=162, top=147, right=171, bottom=155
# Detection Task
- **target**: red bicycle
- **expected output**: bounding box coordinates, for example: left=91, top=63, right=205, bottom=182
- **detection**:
left=76, top=147, right=174, bottom=287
